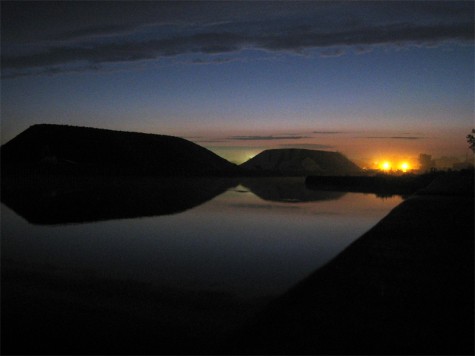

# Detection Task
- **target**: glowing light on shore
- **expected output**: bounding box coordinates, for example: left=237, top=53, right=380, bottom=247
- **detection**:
left=381, top=161, right=391, bottom=171
left=375, top=159, right=412, bottom=172
left=400, top=162, right=410, bottom=172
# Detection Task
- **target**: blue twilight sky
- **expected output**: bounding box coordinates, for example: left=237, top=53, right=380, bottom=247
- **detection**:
left=1, top=1, right=474, bottom=166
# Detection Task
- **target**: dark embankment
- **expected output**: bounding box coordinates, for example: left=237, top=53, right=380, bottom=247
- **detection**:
left=1, top=124, right=239, bottom=176
left=1, top=175, right=237, bottom=224
left=306, top=172, right=439, bottom=197
left=233, top=172, right=474, bottom=355
left=241, top=149, right=362, bottom=176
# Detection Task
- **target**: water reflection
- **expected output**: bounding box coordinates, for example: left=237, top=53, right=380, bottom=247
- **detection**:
left=241, top=177, right=346, bottom=202
left=1, top=176, right=350, bottom=225
left=2, top=198, right=402, bottom=300
left=2, top=178, right=403, bottom=353
left=1, top=176, right=238, bottom=224
left=2, top=178, right=403, bottom=299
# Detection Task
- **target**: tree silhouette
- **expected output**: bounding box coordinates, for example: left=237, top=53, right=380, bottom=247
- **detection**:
left=467, top=129, right=475, bottom=153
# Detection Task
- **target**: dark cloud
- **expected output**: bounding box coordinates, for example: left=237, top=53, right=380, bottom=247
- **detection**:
left=2, top=33, right=247, bottom=71
left=320, top=48, right=346, bottom=58
left=190, top=57, right=240, bottom=65
left=0, top=63, right=104, bottom=79
left=0, top=2, right=226, bottom=43
left=52, top=24, right=140, bottom=42
left=2, top=1, right=473, bottom=77
left=228, top=135, right=309, bottom=141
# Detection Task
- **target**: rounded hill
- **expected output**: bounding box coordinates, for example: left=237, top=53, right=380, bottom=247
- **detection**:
left=1, top=124, right=238, bottom=176
left=240, top=149, right=361, bottom=176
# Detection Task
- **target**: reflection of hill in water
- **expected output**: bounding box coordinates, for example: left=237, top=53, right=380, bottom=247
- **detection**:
left=241, top=178, right=346, bottom=202
left=1, top=176, right=237, bottom=225
left=2, top=176, right=347, bottom=225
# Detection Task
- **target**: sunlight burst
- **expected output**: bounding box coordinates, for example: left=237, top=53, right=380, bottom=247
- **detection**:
left=400, top=162, right=410, bottom=172
left=381, top=161, right=391, bottom=171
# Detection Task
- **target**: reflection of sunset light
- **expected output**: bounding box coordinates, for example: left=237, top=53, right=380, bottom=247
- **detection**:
left=400, top=162, right=410, bottom=172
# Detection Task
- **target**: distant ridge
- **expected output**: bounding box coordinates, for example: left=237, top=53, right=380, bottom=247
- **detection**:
left=1, top=124, right=238, bottom=176
left=241, top=148, right=362, bottom=176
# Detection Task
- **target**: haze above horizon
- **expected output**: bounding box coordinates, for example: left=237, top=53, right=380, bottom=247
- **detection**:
left=1, top=1, right=473, bottom=166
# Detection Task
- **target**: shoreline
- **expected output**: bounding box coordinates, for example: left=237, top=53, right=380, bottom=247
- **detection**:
left=232, top=173, right=474, bottom=354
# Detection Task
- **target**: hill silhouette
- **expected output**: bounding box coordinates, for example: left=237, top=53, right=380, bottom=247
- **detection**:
left=241, top=148, right=362, bottom=176
left=1, top=124, right=238, bottom=176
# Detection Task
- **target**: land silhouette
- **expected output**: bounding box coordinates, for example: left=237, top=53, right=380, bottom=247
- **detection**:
left=2, top=124, right=364, bottom=178
left=1, top=124, right=238, bottom=176
left=241, top=148, right=362, bottom=176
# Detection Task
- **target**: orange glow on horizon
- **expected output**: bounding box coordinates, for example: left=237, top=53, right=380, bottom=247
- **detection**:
left=381, top=161, right=391, bottom=171
left=375, top=159, right=413, bottom=172
left=400, top=162, right=410, bottom=172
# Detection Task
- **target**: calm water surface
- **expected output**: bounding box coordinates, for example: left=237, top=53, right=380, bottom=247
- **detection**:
left=2, top=178, right=402, bottom=299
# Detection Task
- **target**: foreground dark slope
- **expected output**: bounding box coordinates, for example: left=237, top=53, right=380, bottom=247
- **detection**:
left=1, top=124, right=238, bottom=176
left=233, top=172, right=474, bottom=355
left=241, top=148, right=362, bottom=176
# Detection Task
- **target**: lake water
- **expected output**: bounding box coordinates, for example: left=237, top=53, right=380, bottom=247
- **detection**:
left=2, top=177, right=402, bottom=300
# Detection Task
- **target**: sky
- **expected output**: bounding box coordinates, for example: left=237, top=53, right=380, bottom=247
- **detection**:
left=1, top=1, right=474, bottom=167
